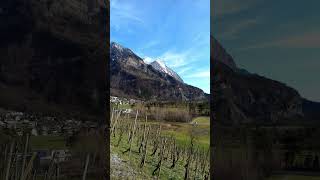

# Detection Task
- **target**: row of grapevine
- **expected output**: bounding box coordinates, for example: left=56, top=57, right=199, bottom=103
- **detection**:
left=110, top=108, right=210, bottom=179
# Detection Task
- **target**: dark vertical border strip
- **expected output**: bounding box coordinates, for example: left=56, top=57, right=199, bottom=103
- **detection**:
left=210, top=0, right=214, bottom=179
left=105, top=0, right=110, bottom=179
left=210, top=44, right=214, bottom=179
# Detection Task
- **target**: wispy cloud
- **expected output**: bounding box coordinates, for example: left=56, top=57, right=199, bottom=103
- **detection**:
left=218, top=18, right=260, bottom=40
left=212, top=0, right=262, bottom=18
left=111, top=0, right=145, bottom=31
left=157, top=38, right=209, bottom=69
left=159, top=51, right=191, bottom=68
left=140, top=40, right=160, bottom=51
left=185, top=70, right=210, bottom=78
left=140, top=44, right=203, bottom=68
left=178, top=67, right=192, bottom=75
left=238, top=30, right=320, bottom=51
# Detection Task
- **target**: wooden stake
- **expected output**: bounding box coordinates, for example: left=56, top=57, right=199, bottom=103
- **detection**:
left=5, top=141, right=15, bottom=180
left=82, top=153, right=90, bottom=180
left=20, top=134, right=30, bottom=180
left=21, top=152, right=37, bottom=180
left=128, top=110, right=138, bottom=159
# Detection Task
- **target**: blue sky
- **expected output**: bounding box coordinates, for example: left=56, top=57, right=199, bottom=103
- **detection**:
left=212, top=0, right=320, bottom=101
left=111, top=0, right=210, bottom=93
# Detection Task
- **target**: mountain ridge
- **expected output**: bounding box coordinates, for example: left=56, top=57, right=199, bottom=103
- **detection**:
left=212, top=37, right=306, bottom=125
left=110, top=42, right=208, bottom=102
left=110, top=42, right=184, bottom=83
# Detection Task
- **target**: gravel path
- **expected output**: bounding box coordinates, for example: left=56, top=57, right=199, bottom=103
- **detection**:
left=111, top=154, right=139, bottom=179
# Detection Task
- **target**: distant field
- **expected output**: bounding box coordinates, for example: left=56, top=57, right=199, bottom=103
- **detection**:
left=161, top=116, right=210, bottom=149
left=143, top=116, right=210, bottom=149
left=116, top=103, right=132, bottom=109
left=192, top=116, right=210, bottom=125
left=30, top=135, right=66, bottom=149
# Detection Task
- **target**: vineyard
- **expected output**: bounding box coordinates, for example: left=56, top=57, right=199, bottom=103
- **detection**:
left=110, top=106, right=210, bottom=179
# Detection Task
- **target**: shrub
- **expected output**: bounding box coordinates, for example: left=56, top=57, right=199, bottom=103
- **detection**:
left=147, top=106, right=192, bottom=122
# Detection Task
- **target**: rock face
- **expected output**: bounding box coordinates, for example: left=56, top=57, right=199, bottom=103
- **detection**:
left=212, top=37, right=304, bottom=125
left=150, top=60, right=184, bottom=83
left=0, top=0, right=108, bottom=119
left=212, top=37, right=237, bottom=70
left=110, top=42, right=207, bottom=101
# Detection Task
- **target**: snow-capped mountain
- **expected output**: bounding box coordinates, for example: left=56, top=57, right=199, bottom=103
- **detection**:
left=150, top=60, right=184, bottom=83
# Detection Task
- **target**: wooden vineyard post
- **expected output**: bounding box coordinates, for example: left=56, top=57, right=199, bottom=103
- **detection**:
left=21, top=152, right=37, bottom=180
left=5, top=141, right=15, bottom=180
left=111, top=109, right=122, bottom=137
left=32, top=170, right=36, bottom=180
left=170, top=139, right=180, bottom=169
left=152, top=137, right=166, bottom=179
left=184, top=128, right=195, bottom=180
left=46, top=151, right=57, bottom=179
left=15, top=156, right=19, bottom=180
left=82, top=153, right=90, bottom=180
left=20, top=134, right=30, bottom=180
left=202, top=148, right=210, bottom=179
left=139, top=115, right=148, bottom=153
left=128, top=110, right=138, bottom=160
left=151, top=124, right=162, bottom=156
left=116, top=122, right=126, bottom=147
left=194, top=148, right=199, bottom=179
left=140, top=125, right=150, bottom=168
left=123, top=110, right=138, bottom=157
left=110, top=107, right=114, bottom=126
left=56, top=166, right=60, bottom=180
left=127, top=122, right=132, bottom=143
left=44, top=171, right=47, bottom=180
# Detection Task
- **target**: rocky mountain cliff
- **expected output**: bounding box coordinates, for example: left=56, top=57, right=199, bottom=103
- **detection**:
left=212, top=37, right=237, bottom=70
left=212, top=37, right=304, bottom=125
left=0, top=0, right=108, bottom=119
left=110, top=42, right=207, bottom=101
left=150, top=60, right=184, bottom=83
